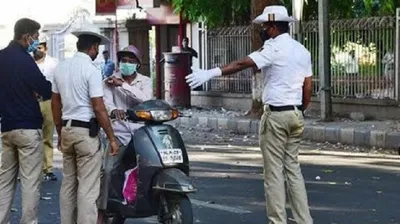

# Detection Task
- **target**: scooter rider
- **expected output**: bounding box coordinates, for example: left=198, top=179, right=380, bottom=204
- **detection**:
left=97, top=45, right=153, bottom=223
left=186, top=5, right=313, bottom=224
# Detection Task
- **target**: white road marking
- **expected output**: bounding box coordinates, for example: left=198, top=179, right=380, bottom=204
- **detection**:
left=191, top=199, right=252, bottom=214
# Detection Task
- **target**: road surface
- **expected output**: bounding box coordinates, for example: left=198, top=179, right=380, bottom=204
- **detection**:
left=6, top=137, right=400, bottom=224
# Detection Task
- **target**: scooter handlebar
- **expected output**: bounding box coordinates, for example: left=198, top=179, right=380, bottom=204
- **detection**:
left=109, top=111, right=129, bottom=120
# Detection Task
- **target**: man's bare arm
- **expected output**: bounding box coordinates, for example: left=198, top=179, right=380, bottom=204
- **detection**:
left=220, top=57, right=257, bottom=76
left=51, top=93, right=63, bottom=137
left=302, top=77, right=312, bottom=110
left=91, top=97, right=117, bottom=142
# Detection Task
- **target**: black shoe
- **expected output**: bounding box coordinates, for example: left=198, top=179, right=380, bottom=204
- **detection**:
left=44, top=173, right=58, bottom=181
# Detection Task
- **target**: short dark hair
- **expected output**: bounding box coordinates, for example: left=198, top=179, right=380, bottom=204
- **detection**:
left=76, top=35, right=102, bottom=51
left=103, top=50, right=109, bottom=54
left=39, top=42, right=47, bottom=48
left=14, top=18, right=41, bottom=40
left=271, top=21, right=289, bottom=34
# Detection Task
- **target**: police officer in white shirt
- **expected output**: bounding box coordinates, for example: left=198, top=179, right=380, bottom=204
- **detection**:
left=34, top=36, right=59, bottom=181
left=186, top=5, right=313, bottom=224
left=51, top=27, right=119, bottom=224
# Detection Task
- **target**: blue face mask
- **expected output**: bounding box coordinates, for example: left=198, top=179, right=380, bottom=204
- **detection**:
left=120, top=62, right=138, bottom=76
left=27, top=36, right=40, bottom=53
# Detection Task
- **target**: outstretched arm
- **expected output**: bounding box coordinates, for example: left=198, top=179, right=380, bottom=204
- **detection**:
left=220, top=57, right=257, bottom=76
left=186, top=43, right=274, bottom=89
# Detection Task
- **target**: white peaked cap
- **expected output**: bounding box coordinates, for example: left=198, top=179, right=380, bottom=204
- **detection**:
left=71, top=24, right=110, bottom=45
left=253, top=5, right=296, bottom=24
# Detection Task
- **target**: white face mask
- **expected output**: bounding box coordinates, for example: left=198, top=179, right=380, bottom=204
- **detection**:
left=120, top=62, right=138, bottom=76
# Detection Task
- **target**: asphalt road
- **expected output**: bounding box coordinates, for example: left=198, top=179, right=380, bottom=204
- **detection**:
left=6, top=138, right=400, bottom=224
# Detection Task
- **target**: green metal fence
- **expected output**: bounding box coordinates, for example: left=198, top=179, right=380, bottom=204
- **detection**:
left=302, top=16, right=396, bottom=99
left=201, top=16, right=396, bottom=99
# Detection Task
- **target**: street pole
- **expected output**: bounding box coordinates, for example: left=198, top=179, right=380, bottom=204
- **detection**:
left=292, top=0, right=304, bottom=42
left=318, top=0, right=332, bottom=121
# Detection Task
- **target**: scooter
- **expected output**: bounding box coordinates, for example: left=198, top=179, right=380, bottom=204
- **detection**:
left=102, top=99, right=196, bottom=224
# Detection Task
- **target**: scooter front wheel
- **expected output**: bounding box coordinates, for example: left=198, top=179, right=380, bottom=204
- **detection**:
left=160, top=194, right=193, bottom=224
left=106, top=215, right=126, bottom=224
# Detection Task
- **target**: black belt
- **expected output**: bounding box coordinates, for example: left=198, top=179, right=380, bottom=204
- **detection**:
left=268, top=105, right=303, bottom=112
left=62, top=120, right=90, bottom=129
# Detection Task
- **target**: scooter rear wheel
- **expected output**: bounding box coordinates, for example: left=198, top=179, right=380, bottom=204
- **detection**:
left=161, top=194, right=193, bottom=224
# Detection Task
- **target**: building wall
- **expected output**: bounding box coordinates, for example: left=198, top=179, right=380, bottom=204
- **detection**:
left=191, top=92, right=252, bottom=110
left=41, top=20, right=129, bottom=65
left=0, top=0, right=138, bottom=51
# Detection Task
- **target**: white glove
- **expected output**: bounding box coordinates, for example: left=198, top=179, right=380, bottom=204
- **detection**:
left=185, top=68, right=222, bottom=89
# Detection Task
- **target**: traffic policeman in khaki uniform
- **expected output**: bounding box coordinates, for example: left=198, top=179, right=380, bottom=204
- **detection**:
left=186, top=5, right=313, bottom=224
left=51, top=26, right=119, bottom=224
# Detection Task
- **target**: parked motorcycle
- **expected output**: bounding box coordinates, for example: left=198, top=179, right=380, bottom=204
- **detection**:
left=103, top=99, right=196, bottom=224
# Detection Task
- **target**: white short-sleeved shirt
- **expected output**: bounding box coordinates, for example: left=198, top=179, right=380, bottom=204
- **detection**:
left=248, top=33, right=312, bottom=106
left=52, top=52, right=104, bottom=122
left=37, top=56, right=59, bottom=84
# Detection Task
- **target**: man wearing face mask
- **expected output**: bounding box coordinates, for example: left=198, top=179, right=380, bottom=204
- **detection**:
left=97, top=45, right=153, bottom=223
left=34, top=36, right=59, bottom=181
left=51, top=27, right=119, bottom=224
left=186, top=5, right=313, bottom=224
left=0, top=18, right=52, bottom=223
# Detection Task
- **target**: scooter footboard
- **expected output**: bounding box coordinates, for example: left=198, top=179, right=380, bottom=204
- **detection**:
left=153, top=168, right=196, bottom=193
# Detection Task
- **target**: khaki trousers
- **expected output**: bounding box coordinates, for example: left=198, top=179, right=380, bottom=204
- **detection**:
left=0, top=129, right=43, bottom=224
left=59, top=126, right=102, bottom=224
left=39, top=100, right=54, bottom=174
left=259, top=106, right=313, bottom=224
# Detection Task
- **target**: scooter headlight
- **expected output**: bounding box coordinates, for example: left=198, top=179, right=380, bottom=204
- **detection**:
left=138, top=109, right=179, bottom=122
left=135, top=111, right=153, bottom=120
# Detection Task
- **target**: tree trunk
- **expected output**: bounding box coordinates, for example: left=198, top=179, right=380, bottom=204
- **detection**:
left=249, top=0, right=282, bottom=118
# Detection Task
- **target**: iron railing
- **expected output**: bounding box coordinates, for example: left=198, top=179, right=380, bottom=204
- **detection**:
left=200, top=16, right=396, bottom=100
left=203, top=26, right=253, bottom=93
left=303, top=16, right=396, bottom=99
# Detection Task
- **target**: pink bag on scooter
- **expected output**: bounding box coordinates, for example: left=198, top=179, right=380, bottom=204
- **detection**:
left=122, top=166, right=139, bottom=204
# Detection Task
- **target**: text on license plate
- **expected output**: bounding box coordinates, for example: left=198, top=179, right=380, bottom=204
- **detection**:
left=158, top=148, right=183, bottom=164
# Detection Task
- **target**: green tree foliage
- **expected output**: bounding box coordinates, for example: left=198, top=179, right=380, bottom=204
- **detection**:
left=283, top=0, right=399, bottom=20
left=165, top=0, right=400, bottom=27
left=164, top=0, right=251, bottom=27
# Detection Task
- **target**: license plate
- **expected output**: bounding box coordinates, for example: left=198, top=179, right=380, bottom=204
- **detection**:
left=158, top=148, right=183, bottom=164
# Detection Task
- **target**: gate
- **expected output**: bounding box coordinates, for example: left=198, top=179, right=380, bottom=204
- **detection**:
left=48, top=8, right=91, bottom=61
